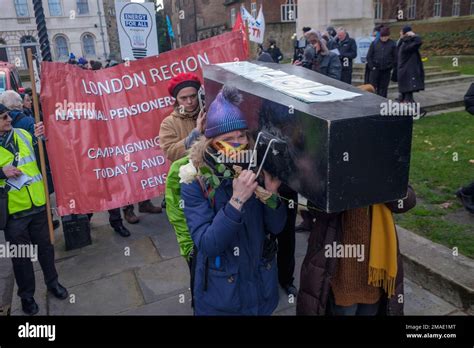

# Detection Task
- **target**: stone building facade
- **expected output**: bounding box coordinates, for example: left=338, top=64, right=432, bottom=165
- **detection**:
left=0, top=0, right=110, bottom=69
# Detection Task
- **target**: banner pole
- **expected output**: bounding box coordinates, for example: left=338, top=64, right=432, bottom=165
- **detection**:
left=27, top=48, right=55, bottom=244
left=245, top=22, right=250, bottom=59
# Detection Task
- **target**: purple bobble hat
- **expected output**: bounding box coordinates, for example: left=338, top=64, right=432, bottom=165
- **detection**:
left=204, top=85, right=248, bottom=138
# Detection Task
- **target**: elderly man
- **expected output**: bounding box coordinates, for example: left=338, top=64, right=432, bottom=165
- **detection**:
left=0, top=90, right=59, bottom=230
left=0, top=90, right=35, bottom=136
left=0, top=103, right=68, bottom=315
left=336, top=28, right=358, bottom=84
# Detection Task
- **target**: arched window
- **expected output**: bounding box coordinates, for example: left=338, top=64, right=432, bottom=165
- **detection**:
left=82, top=33, right=96, bottom=57
left=54, top=35, right=69, bottom=60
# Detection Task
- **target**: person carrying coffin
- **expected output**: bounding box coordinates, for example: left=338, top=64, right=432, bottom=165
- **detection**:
left=181, top=86, right=287, bottom=315
left=297, top=186, right=416, bottom=316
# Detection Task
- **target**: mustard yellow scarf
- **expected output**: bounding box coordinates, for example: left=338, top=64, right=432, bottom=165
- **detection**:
left=369, top=204, right=398, bottom=298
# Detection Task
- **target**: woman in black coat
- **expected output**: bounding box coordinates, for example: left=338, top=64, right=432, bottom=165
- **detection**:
left=393, top=26, right=425, bottom=103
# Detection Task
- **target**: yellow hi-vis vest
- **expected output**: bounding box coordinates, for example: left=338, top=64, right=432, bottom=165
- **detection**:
left=0, top=128, right=46, bottom=215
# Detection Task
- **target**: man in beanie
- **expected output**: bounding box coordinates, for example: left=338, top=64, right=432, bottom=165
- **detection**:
left=181, top=86, right=286, bottom=315
left=161, top=73, right=205, bottom=307
left=393, top=26, right=425, bottom=103
left=366, top=26, right=397, bottom=97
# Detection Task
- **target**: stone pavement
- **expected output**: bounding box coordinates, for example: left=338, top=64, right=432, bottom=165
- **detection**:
left=3, top=197, right=469, bottom=316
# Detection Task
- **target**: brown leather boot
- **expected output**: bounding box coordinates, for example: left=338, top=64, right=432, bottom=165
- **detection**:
left=138, top=200, right=162, bottom=214
left=123, top=206, right=139, bottom=224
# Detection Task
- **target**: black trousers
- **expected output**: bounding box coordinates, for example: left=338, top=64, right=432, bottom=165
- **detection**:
left=340, top=67, right=353, bottom=84
left=87, top=208, right=122, bottom=228
left=369, top=69, right=391, bottom=98
left=4, top=211, right=58, bottom=299
left=276, top=185, right=298, bottom=287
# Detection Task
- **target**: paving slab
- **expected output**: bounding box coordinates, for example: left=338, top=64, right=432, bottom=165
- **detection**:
left=120, top=290, right=193, bottom=316
left=54, top=236, right=161, bottom=288
left=274, top=255, right=304, bottom=314
left=388, top=81, right=474, bottom=112
left=404, top=277, right=457, bottom=316
left=48, top=271, right=144, bottom=315
left=135, top=256, right=190, bottom=304
left=273, top=306, right=296, bottom=316
left=150, top=229, right=182, bottom=260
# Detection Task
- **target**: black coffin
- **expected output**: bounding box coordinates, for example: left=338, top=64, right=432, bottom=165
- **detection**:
left=203, top=62, right=413, bottom=213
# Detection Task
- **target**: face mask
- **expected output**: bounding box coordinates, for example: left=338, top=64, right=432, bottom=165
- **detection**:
left=212, top=140, right=251, bottom=167
left=214, top=140, right=248, bottom=154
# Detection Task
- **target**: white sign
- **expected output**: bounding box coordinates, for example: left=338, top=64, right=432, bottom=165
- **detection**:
left=116, top=1, right=159, bottom=60
left=355, top=37, right=374, bottom=64
left=217, top=62, right=361, bottom=103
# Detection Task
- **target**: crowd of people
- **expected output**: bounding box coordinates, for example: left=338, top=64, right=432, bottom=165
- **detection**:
left=257, top=24, right=426, bottom=105
left=2, top=21, right=463, bottom=317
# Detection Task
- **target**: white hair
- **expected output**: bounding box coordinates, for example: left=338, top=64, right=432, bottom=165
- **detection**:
left=0, top=90, right=23, bottom=109
left=337, top=27, right=347, bottom=33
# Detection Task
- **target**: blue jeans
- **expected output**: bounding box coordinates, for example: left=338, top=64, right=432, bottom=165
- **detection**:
left=329, top=290, right=380, bottom=316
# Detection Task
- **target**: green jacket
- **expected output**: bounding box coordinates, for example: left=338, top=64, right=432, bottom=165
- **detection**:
left=165, top=156, right=194, bottom=260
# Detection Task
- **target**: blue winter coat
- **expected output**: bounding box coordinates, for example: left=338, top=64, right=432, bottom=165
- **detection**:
left=181, top=178, right=287, bottom=315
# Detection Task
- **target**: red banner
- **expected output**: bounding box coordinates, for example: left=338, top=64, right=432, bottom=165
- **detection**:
left=40, top=31, right=247, bottom=216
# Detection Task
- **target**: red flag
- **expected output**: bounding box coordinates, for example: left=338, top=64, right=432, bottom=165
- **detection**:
left=232, top=11, right=249, bottom=59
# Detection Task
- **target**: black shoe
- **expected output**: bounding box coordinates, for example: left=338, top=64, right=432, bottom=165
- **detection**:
left=283, top=284, right=298, bottom=297
left=48, top=283, right=68, bottom=300
left=113, top=225, right=131, bottom=237
left=53, top=219, right=60, bottom=230
left=21, top=297, right=39, bottom=315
